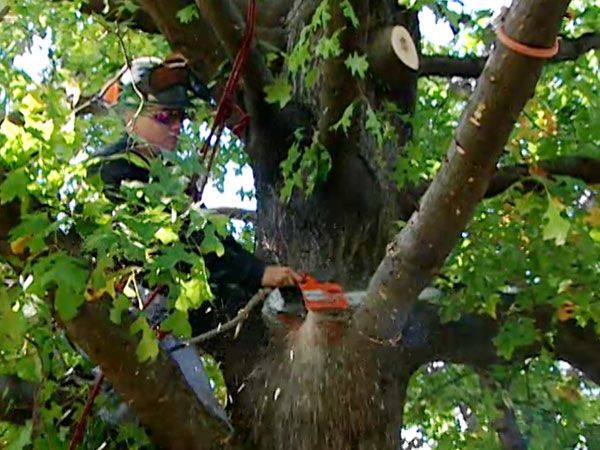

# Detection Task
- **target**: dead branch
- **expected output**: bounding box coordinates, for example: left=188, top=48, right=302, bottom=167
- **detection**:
left=183, top=288, right=270, bottom=346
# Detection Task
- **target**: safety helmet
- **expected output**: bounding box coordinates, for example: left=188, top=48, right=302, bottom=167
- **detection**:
left=99, top=53, right=211, bottom=110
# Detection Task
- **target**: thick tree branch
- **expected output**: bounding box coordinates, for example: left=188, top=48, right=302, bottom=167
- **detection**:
left=367, top=25, right=419, bottom=88
left=357, top=0, right=571, bottom=338
left=493, top=403, right=528, bottom=450
left=133, top=1, right=226, bottom=87
left=62, top=299, right=234, bottom=449
left=420, top=33, right=600, bottom=78
left=260, top=289, right=600, bottom=385
left=211, top=207, right=257, bottom=221
left=396, top=154, right=600, bottom=222
left=81, top=0, right=159, bottom=33
left=477, top=373, right=528, bottom=450
left=194, top=0, right=272, bottom=97
left=233, top=0, right=290, bottom=51
left=420, top=55, right=486, bottom=79
left=486, top=155, right=600, bottom=197
left=398, top=300, right=600, bottom=386
left=547, top=32, right=600, bottom=62
left=317, top=0, right=365, bottom=150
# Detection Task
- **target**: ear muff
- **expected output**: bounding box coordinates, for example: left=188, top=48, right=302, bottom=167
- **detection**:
left=148, top=66, right=189, bottom=94
left=101, top=81, right=121, bottom=107
left=94, top=53, right=211, bottom=111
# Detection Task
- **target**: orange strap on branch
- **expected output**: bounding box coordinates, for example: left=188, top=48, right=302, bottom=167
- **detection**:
left=496, top=25, right=560, bottom=59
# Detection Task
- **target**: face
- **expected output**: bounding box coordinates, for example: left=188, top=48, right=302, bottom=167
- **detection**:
left=124, top=107, right=185, bottom=151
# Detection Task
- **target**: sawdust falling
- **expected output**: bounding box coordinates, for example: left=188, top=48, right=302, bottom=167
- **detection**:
left=250, top=312, right=393, bottom=450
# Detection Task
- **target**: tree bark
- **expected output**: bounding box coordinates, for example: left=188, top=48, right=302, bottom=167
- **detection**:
left=5, top=1, right=599, bottom=448
left=62, top=299, right=234, bottom=450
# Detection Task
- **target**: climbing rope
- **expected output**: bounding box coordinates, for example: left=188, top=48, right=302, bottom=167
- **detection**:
left=191, top=0, right=257, bottom=202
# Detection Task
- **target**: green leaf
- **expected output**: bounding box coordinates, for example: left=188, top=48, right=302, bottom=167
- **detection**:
left=264, top=77, right=292, bottom=109
left=154, top=226, right=179, bottom=244
left=4, top=422, right=32, bottom=450
left=288, top=39, right=311, bottom=74
left=344, top=52, right=369, bottom=79
left=35, top=252, right=89, bottom=320
left=161, top=310, right=192, bottom=338
left=0, top=288, right=27, bottom=350
left=9, top=212, right=52, bottom=254
left=310, top=0, right=332, bottom=30
left=130, top=316, right=159, bottom=362
left=542, top=197, right=570, bottom=246
left=152, top=242, right=196, bottom=271
left=208, top=214, right=230, bottom=238
left=482, top=293, right=501, bottom=319
left=493, top=317, right=539, bottom=360
left=175, top=276, right=212, bottom=312
left=200, top=224, right=225, bottom=257
left=110, top=294, right=131, bottom=325
left=305, top=67, right=319, bottom=89
left=176, top=4, right=199, bottom=24
left=316, top=31, right=343, bottom=58
left=341, top=0, right=359, bottom=28
left=55, top=283, right=84, bottom=321
left=514, top=193, right=538, bottom=214
left=331, top=101, right=356, bottom=134
left=366, top=107, right=384, bottom=147
left=0, top=167, right=28, bottom=203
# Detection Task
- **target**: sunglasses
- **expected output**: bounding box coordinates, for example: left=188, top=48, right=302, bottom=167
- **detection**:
left=152, top=109, right=186, bottom=126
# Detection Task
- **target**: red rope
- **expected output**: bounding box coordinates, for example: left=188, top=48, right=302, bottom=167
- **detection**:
left=68, top=373, right=105, bottom=450
left=192, top=0, right=257, bottom=202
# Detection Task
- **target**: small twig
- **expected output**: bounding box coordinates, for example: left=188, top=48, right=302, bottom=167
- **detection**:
left=114, top=24, right=146, bottom=128
left=182, top=289, right=271, bottom=347
left=210, top=207, right=257, bottom=221
left=357, top=329, right=402, bottom=347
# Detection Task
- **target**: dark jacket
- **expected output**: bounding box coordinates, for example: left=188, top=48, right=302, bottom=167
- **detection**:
left=89, top=136, right=265, bottom=320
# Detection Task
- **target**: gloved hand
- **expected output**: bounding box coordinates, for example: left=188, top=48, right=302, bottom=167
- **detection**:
left=261, top=266, right=303, bottom=288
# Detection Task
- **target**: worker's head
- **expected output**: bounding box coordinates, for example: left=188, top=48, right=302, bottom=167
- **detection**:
left=123, top=106, right=186, bottom=151
left=99, top=53, right=211, bottom=151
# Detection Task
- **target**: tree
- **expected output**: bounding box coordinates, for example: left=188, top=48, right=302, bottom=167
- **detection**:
left=1, top=0, right=599, bottom=448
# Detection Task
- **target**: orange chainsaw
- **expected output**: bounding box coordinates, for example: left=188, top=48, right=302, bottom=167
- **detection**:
left=273, top=274, right=349, bottom=331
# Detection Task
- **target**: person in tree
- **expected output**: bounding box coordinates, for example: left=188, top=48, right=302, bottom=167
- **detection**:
left=88, top=54, right=301, bottom=332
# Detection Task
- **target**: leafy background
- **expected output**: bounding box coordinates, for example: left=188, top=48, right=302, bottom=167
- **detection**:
left=1, top=0, right=599, bottom=448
